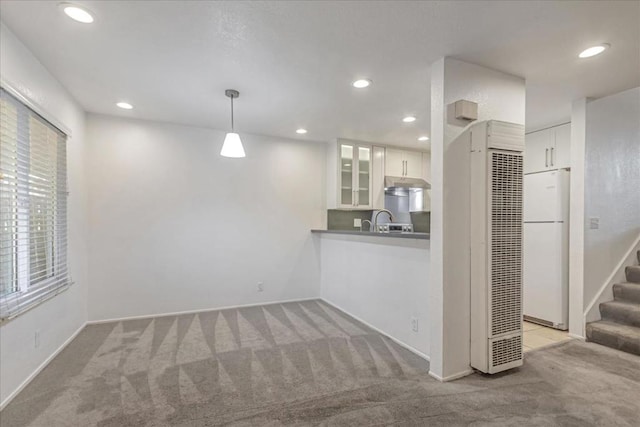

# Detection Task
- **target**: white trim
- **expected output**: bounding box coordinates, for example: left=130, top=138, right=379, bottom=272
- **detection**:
left=87, top=297, right=319, bottom=325
left=584, top=232, right=640, bottom=323
left=428, top=368, right=474, bottom=382
left=0, top=79, right=72, bottom=136
left=319, top=297, right=430, bottom=362
left=2, top=296, right=431, bottom=411
left=568, top=333, right=586, bottom=341
left=0, top=322, right=86, bottom=411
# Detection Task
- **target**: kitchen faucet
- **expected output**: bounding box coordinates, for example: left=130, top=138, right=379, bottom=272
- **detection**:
left=373, top=209, right=394, bottom=232
left=360, top=219, right=372, bottom=232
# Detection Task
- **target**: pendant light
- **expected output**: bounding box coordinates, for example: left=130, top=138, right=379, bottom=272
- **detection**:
left=220, top=89, right=246, bottom=158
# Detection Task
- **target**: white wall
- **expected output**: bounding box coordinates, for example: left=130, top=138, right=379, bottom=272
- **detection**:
left=0, top=22, right=88, bottom=407
left=319, top=234, right=430, bottom=357
left=430, top=57, right=525, bottom=380
left=86, top=115, right=326, bottom=321
left=583, top=87, right=640, bottom=317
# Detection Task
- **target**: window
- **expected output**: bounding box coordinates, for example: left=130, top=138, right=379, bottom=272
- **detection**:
left=0, top=88, right=70, bottom=321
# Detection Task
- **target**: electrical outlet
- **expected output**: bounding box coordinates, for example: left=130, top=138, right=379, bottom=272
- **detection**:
left=411, top=317, right=419, bottom=332
left=354, top=218, right=362, bottom=228
left=34, top=330, right=41, bottom=349
left=589, top=217, right=600, bottom=230
left=257, top=282, right=264, bottom=292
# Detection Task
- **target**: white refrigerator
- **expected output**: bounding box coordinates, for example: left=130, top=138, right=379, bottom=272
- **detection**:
left=523, top=169, right=570, bottom=330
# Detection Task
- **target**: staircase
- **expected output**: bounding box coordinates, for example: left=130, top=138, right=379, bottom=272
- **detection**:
left=586, top=250, right=640, bottom=356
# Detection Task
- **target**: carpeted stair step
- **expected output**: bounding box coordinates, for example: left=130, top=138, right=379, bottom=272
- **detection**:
left=627, top=265, right=640, bottom=284
left=614, top=282, right=640, bottom=304
left=600, top=300, right=640, bottom=327
left=586, top=320, right=640, bottom=356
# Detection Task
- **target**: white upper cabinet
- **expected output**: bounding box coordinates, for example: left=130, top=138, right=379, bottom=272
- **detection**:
left=404, top=150, right=423, bottom=178
left=553, top=123, right=571, bottom=169
left=385, top=148, right=424, bottom=179
left=385, top=148, right=405, bottom=177
left=328, top=141, right=428, bottom=210
left=524, top=128, right=553, bottom=173
left=338, top=142, right=373, bottom=208
left=524, top=123, right=571, bottom=174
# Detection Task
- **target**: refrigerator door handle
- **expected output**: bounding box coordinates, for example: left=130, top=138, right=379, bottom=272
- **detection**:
left=550, top=147, right=554, bottom=166
left=545, top=148, right=549, bottom=167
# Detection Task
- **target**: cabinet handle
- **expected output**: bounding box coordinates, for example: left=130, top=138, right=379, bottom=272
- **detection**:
left=545, top=148, right=549, bottom=167
left=550, top=147, right=554, bottom=166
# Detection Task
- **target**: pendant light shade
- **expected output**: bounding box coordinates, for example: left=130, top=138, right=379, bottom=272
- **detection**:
left=220, top=89, right=245, bottom=158
left=220, top=132, right=245, bottom=158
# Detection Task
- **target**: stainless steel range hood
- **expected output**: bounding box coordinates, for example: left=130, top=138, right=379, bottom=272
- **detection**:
left=384, top=176, right=431, bottom=191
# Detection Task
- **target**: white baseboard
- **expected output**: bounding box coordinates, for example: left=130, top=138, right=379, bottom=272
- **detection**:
left=3, top=297, right=319, bottom=411
left=428, top=368, right=474, bottom=382
left=568, top=333, right=586, bottom=341
left=3, top=296, right=429, bottom=411
left=0, top=322, right=86, bottom=411
left=87, top=297, right=319, bottom=325
left=319, top=298, right=430, bottom=362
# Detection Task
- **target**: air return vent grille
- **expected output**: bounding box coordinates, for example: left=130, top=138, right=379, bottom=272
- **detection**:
left=489, top=151, right=523, bottom=337
left=491, top=335, right=522, bottom=367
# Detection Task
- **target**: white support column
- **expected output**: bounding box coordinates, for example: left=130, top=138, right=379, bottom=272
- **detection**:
left=569, top=98, right=587, bottom=339
left=429, top=57, right=525, bottom=381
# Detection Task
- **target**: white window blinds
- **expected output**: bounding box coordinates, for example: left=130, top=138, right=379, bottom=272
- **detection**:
left=0, top=88, right=70, bottom=321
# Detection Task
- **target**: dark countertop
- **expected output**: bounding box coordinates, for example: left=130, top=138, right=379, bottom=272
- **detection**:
left=311, top=229, right=430, bottom=240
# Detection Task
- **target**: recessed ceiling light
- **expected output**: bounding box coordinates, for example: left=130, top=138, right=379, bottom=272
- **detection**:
left=352, top=79, right=372, bottom=89
left=418, top=136, right=429, bottom=141
left=59, top=3, right=94, bottom=24
left=116, top=102, right=133, bottom=110
left=296, top=128, right=308, bottom=134
left=402, top=116, right=416, bottom=123
left=578, top=44, right=610, bottom=58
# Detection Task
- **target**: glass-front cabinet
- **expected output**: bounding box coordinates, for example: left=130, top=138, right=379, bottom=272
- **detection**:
left=339, top=142, right=372, bottom=208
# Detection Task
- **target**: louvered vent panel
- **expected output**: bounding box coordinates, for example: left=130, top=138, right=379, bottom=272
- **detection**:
left=489, top=151, right=523, bottom=337
left=491, top=335, right=522, bottom=367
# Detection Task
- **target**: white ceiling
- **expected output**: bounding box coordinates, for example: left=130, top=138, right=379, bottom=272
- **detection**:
left=1, top=1, right=638, bottom=149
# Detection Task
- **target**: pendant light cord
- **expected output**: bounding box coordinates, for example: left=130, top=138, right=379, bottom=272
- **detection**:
left=230, top=95, right=234, bottom=131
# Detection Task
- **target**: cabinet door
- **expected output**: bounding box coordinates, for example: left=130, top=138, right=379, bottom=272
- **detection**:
left=339, top=144, right=355, bottom=207
left=421, top=151, right=431, bottom=181
left=552, top=123, right=571, bottom=169
left=385, top=148, right=404, bottom=176
left=404, top=150, right=423, bottom=178
left=356, top=146, right=372, bottom=207
left=524, top=128, right=553, bottom=173
left=372, top=146, right=385, bottom=209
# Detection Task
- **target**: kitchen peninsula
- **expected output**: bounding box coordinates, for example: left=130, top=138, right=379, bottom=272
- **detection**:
left=312, top=227, right=430, bottom=358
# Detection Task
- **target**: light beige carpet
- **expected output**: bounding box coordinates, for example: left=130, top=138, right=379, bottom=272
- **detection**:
left=1, top=299, right=639, bottom=426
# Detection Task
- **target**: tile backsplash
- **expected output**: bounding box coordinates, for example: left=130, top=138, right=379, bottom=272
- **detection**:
left=410, top=211, right=430, bottom=233
left=327, top=209, right=374, bottom=231
left=327, top=209, right=430, bottom=233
